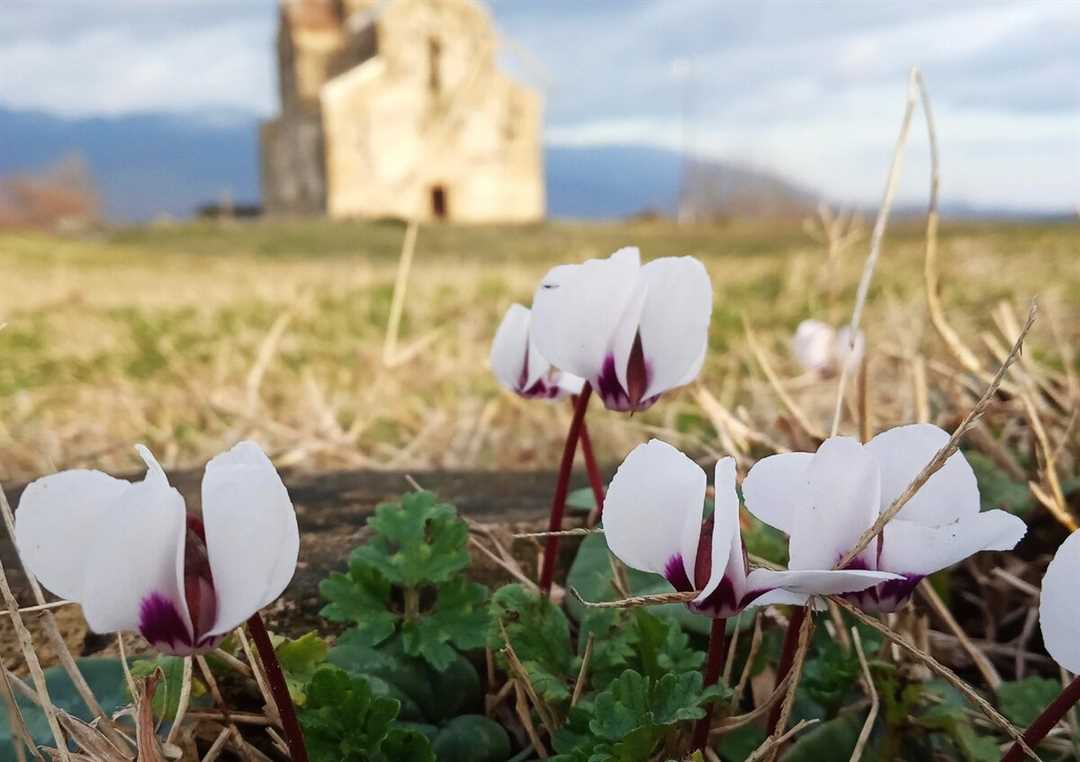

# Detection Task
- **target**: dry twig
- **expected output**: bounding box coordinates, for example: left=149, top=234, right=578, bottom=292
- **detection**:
left=830, top=595, right=1038, bottom=760
left=849, top=628, right=879, bottom=762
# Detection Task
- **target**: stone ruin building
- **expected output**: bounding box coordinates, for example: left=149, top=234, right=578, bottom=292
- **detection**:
left=261, top=0, right=545, bottom=222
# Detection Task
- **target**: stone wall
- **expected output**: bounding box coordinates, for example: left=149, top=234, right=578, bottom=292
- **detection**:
left=261, top=0, right=544, bottom=222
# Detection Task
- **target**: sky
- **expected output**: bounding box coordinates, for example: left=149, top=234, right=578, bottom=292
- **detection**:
left=2, top=0, right=1077, bottom=212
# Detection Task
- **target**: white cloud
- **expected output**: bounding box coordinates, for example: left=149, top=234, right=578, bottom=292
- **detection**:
left=0, top=0, right=1076, bottom=209
left=0, top=9, right=274, bottom=119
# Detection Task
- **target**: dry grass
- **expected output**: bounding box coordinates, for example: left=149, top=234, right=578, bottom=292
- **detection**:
left=1, top=216, right=1077, bottom=484
left=1, top=212, right=1078, bottom=760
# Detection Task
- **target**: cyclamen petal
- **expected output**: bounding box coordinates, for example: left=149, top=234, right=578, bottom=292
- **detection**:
left=532, top=247, right=711, bottom=412
left=1040, top=530, right=1080, bottom=673
left=202, top=441, right=300, bottom=638
left=636, top=257, right=713, bottom=402
left=743, top=426, right=1027, bottom=613
left=79, top=450, right=191, bottom=649
left=791, top=437, right=880, bottom=571
left=604, top=440, right=898, bottom=620
left=691, top=458, right=744, bottom=612
left=741, top=451, right=813, bottom=535
left=15, top=442, right=298, bottom=655
left=532, top=247, right=642, bottom=387
left=490, top=304, right=580, bottom=400
left=792, top=320, right=835, bottom=373
left=866, top=423, right=979, bottom=524
left=602, top=439, right=706, bottom=584
left=791, top=319, right=865, bottom=376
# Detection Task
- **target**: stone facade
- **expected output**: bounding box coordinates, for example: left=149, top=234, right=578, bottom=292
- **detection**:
left=261, top=0, right=544, bottom=222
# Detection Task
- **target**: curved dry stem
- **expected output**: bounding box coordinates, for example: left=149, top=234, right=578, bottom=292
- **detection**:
left=848, top=628, right=878, bottom=762
left=713, top=672, right=793, bottom=735
left=569, top=586, right=699, bottom=610
left=763, top=606, right=814, bottom=762
left=917, top=72, right=987, bottom=381
left=830, top=67, right=920, bottom=436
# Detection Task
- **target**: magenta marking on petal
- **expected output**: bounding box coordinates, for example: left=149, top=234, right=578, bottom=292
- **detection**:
left=518, top=377, right=562, bottom=400
left=139, top=593, right=193, bottom=651
left=596, top=354, right=660, bottom=412
left=596, top=354, right=630, bottom=410
left=664, top=553, right=692, bottom=593
left=869, top=574, right=924, bottom=613
left=690, top=576, right=741, bottom=618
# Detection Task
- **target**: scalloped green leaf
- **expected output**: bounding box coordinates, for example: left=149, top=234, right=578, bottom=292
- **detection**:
left=352, top=491, right=470, bottom=587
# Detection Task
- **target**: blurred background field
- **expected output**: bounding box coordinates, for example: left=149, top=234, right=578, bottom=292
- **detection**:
left=2, top=216, right=1077, bottom=484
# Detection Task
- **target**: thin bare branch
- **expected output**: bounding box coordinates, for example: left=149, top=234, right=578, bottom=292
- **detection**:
left=831, top=67, right=920, bottom=436
left=569, top=586, right=698, bottom=610
left=849, top=628, right=879, bottom=762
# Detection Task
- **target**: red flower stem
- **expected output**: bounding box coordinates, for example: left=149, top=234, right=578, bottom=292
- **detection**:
left=1002, top=673, right=1080, bottom=762
left=579, top=418, right=606, bottom=527
left=692, top=617, right=728, bottom=752
left=767, top=606, right=807, bottom=735
left=538, top=384, right=593, bottom=597
left=247, top=612, right=309, bottom=762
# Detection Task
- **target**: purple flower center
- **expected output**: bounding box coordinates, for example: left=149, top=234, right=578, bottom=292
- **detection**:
left=840, top=555, right=923, bottom=612
left=663, top=517, right=762, bottom=618
left=139, top=593, right=193, bottom=651
left=514, top=341, right=563, bottom=399
left=138, top=515, right=220, bottom=653
left=596, top=334, right=657, bottom=412
left=664, top=554, right=692, bottom=592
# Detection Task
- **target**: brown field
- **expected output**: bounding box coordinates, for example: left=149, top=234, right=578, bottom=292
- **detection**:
left=1, top=216, right=1077, bottom=485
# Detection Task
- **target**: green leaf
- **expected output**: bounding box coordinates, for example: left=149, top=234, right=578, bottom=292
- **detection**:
left=431, top=715, right=512, bottom=762
left=378, top=728, right=437, bottom=762
left=966, top=451, right=1035, bottom=516
left=718, top=724, right=768, bottom=762
left=781, top=715, right=863, bottom=762
left=740, top=513, right=789, bottom=566
left=319, top=561, right=398, bottom=648
left=565, top=532, right=710, bottom=636
left=552, top=705, right=602, bottom=757
left=653, top=671, right=719, bottom=725
left=575, top=609, right=637, bottom=694
left=566, top=487, right=597, bottom=514
left=591, top=671, right=653, bottom=742
left=586, top=669, right=720, bottom=760
left=402, top=577, right=490, bottom=670
left=0, top=659, right=129, bottom=761
left=655, top=615, right=705, bottom=675
left=920, top=682, right=999, bottom=762
left=997, top=676, right=1062, bottom=728
left=129, top=655, right=207, bottom=721
left=489, top=584, right=573, bottom=704
left=801, top=636, right=860, bottom=715
left=274, top=632, right=329, bottom=706
left=300, top=668, right=434, bottom=762
left=352, top=491, right=471, bottom=587
left=328, top=634, right=481, bottom=723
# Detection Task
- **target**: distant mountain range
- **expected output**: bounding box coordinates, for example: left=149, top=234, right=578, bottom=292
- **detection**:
left=0, top=107, right=1068, bottom=223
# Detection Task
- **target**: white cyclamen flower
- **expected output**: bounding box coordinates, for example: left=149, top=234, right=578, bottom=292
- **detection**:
left=1039, top=530, right=1080, bottom=673
left=743, top=424, right=1027, bottom=612
left=531, top=247, right=712, bottom=412
left=490, top=304, right=584, bottom=400
left=16, top=441, right=299, bottom=655
left=602, top=440, right=897, bottom=618
left=792, top=319, right=864, bottom=376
